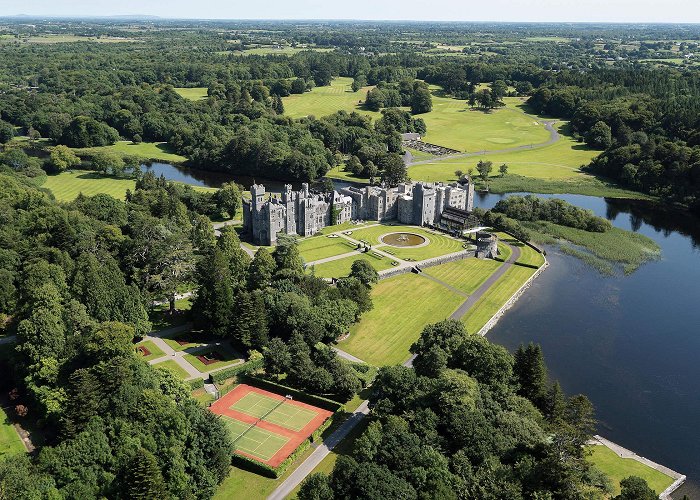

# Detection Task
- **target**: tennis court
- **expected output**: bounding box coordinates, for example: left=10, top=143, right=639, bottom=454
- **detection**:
left=209, top=384, right=334, bottom=467
left=222, top=416, right=290, bottom=462
left=231, top=392, right=319, bottom=432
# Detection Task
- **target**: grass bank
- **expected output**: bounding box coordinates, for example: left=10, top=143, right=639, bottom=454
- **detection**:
left=73, top=141, right=187, bottom=164
left=0, top=407, right=25, bottom=459
left=586, top=445, right=675, bottom=496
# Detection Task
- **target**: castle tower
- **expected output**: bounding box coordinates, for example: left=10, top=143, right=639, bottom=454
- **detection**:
left=251, top=184, right=265, bottom=212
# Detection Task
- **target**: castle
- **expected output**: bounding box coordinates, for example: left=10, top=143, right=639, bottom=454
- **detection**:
left=243, top=181, right=475, bottom=246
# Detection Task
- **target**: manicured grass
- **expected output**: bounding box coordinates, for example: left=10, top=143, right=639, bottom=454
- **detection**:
left=493, top=232, right=545, bottom=268
left=149, top=298, right=192, bottom=331
left=316, top=221, right=372, bottom=234
left=423, top=258, right=502, bottom=295
left=350, top=224, right=465, bottom=261
left=282, top=77, right=380, bottom=119
left=308, top=251, right=397, bottom=278
left=461, top=265, right=536, bottom=333
left=74, top=141, right=187, bottom=163
left=182, top=348, right=242, bottom=373
left=135, top=340, right=165, bottom=362
left=587, top=445, right=674, bottom=496
left=0, top=407, right=25, bottom=459
left=223, top=416, right=289, bottom=461
left=340, top=273, right=465, bottom=365
left=419, top=97, right=550, bottom=152
left=325, top=164, right=370, bottom=184
left=153, top=359, right=191, bottom=380
left=41, top=170, right=215, bottom=202
left=231, top=393, right=318, bottom=432
left=524, top=222, right=661, bottom=274
left=42, top=170, right=135, bottom=202
left=405, top=147, right=437, bottom=162
left=174, top=87, right=209, bottom=100
left=409, top=125, right=601, bottom=182
left=192, top=388, right=216, bottom=406
left=161, top=331, right=206, bottom=352
left=298, top=236, right=357, bottom=262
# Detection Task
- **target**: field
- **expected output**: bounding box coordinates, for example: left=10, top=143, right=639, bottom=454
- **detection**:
left=408, top=125, right=602, bottom=182
left=0, top=34, right=139, bottom=44
left=423, top=258, right=503, bottom=294
left=340, top=273, right=465, bottom=365
left=309, top=251, right=398, bottom=278
left=419, top=96, right=550, bottom=152
left=282, top=77, right=379, bottom=119
left=41, top=170, right=216, bottom=202
left=161, top=330, right=207, bottom=352
left=135, top=340, right=165, bottom=362
left=349, top=224, right=466, bottom=261
left=587, top=445, right=675, bottom=496
left=461, top=265, right=537, bottom=333
left=496, top=235, right=546, bottom=268
left=210, top=384, right=332, bottom=467
left=174, top=87, right=209, bottom=100
left=74, top=141, right=187, bottom=163
left=153, top=359, right=191, bottom=380
left=228, top=46, right=334, bottom=56
left=297, top=236, right=357, bottom=262
left=42, top=170, right=136, bottom=202
left=0, top=407, right=24, bottom=459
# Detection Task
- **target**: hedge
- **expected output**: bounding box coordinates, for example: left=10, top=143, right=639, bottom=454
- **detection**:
left=230, top=431, right=314, bottom=478
left=240, top=375, right=345, bottom=413
left=188, top=378, right=204, bottom=390
left=210, top=357, right=264, bottom=384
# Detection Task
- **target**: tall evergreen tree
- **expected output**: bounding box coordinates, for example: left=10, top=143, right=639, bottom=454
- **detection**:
left=247, top=248, right=276, bottom=290
left=124, top=449, right=168, bottom=500
left=513, top=343, right=548, bottom=410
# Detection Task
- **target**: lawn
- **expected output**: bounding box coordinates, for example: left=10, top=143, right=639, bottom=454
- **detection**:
left=587, top=445, right=675, bottom=496
left=73, top=141, right=187, bottom=163
left=423, top=258, right=502, bottom=295
left=282, top=77, right=380, bottom=119
left=297, top=236, right=358, bottom=262
left=161, top=330, right=207, bottom=352
left=174, top=87, right=209, bottom=100
left=496, top=235, right=546, bottom=268
left=153, top=359, right=191, bottom=380
left=135, top=340, right=165, bottom=362
left=182, top=348, right=242, bottom=373
left=41, top=170, right=215, bottom=202
left=42, top=170, right=136, bottom=202
left=149, top=297, right=192, bottom=331
left=409, top=124, right=602, bottom=183
left=308, top=251, right=398, bottom=278
left=349, top=224, right=465, bottom=261
left=0, top=407, right=25, bottom=459
left=340, top=273, right=465, bottom=365
left=419, top=96, right=551, bottom=152
left=461, top=265, right=536, bottom=333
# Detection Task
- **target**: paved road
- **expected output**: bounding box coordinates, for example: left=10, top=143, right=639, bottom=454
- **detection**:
left=450, top=244, right=520, bottom=321
left=267, top=400, right=371, bottom=500
left=408, top=120, right=559, bottom=166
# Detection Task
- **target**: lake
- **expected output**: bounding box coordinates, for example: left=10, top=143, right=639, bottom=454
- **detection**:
left=477, top=192, right=700, bottom=497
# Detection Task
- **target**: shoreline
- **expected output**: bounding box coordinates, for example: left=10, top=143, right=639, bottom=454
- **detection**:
left=589, top=435, right=686, bottom=499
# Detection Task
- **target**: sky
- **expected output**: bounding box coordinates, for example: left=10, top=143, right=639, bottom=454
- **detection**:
left=1, top=0, right=699, bottom=24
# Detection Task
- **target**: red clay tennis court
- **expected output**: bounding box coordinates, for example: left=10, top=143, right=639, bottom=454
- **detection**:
left=209, top=384, right=333, bottom=467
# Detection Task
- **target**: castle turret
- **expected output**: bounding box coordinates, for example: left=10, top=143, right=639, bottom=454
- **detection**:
left=251, top=184, right=265, bottom=211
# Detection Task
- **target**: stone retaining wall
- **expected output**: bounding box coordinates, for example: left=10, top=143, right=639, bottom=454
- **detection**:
left=476, top=257, right=548, bottom=337
left=377, top=250, right=473, bottom=280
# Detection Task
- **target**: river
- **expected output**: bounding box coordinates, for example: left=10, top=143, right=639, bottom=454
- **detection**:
left=145, top=162, right=700, bottom=496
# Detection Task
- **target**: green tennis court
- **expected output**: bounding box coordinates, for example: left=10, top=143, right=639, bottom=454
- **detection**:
left=222, top=416, right=289, bottom=462
left=231, top=392, right=319, bottom=432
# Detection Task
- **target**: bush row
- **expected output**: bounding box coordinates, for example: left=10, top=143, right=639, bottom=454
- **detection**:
left=188, top=378, right=204, bottom=390
left=210, top=357, right=264, bottom=384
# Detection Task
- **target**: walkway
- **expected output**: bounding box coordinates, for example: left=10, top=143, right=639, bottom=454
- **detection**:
left=450, top=245, right=521, bottom=320
left=267, top=401, right=370, bottom=500
left=407, top=120, right=560, bottom=166
left=144, top=324, right=243, bottom=380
